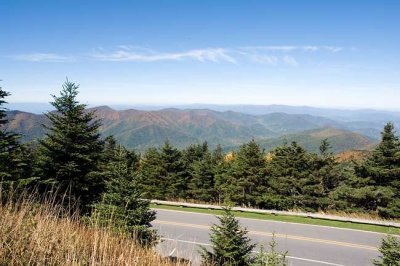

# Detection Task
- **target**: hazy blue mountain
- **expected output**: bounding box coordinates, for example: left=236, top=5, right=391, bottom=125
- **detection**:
left=4, top=106, right=381, bottom=152
left=5, top=103, right=55, bottom=114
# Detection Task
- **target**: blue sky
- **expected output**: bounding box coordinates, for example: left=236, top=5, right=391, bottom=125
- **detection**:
left=1, top=0, right=399, bottom=109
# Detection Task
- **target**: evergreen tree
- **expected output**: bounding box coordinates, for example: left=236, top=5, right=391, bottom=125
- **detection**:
left=94, top=145, right=157, bottom=247
left=0, top=85, right=25, bottom=185
left=137, top=147, right=166, bottom=199
left=355, top=123, right=400, bottom=217
left=38, top=80, right=104, bottom=211
left=160, top=140, right=186, bottom=199
left=264, top=142, right=313, bottom=210
left=373, top=235, right=400, bottom=266
left=102, top=136, right=140, bottom=174
left=304, top=139, right=345, bottom=210
left=212, top=144, right=225, bottom=164
left=316, top=139, right=342, bottom=192
left=182, top=142, right=209, bottom=165
left=183, top=142, right=211, bottom=200
left=200, top=208, right=255, bottom=266
left=319, top=138, right=332, bottom=158
left=103, top=136, right=118, bottom=160
left=225, top=140, right=267, bottom=207
left=359, top=123, right=400, bottom=187
left=188, top=151, right=217, bottom=202
left=214, top=151, right=234, bottom=205
left=136, top=140, right=185, bottom=200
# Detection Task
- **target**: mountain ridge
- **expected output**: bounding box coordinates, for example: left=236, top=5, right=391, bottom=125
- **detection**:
left=5, top=106, right=379, bottom=153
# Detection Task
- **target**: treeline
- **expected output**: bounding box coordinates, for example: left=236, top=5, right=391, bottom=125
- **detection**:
left=1, top=81, right=400, bottom=220
left=135, top=125, right=400, bottom=218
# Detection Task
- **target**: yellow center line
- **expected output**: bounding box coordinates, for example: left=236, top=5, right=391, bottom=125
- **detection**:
left=153, top=220, right=378, bottom=251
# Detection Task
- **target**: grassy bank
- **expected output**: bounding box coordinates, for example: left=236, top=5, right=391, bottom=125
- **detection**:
left=0, top=193, right=186, bottom=266
left=151, top=204, right=400, bottom=235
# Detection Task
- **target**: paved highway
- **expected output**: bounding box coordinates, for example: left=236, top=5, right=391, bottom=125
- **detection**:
left=152, top=208, right=385, bottom=266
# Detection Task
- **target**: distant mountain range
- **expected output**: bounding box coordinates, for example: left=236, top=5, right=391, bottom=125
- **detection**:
left=5, top=105, right=388, bottom=153
left=7, top=103, right=400, bottom=138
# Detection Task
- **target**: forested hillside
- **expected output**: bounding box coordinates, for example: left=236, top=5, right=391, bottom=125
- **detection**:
left=5, top=106, right=377, bottom=153
left=1, top=81, right=400, bottom=219
left=258, top=127, right=376, bottom=154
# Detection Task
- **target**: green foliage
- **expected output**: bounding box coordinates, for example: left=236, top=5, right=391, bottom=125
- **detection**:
left=139, top=140, right=219, bottom=201
left=138, top=140, right=186, bottom=200
left=259, top=127, right=374, bottom=154
left=221, top=140, right=267, bottom=207
left=354, top=123, right=400, bottom=217
left=200, top=208, right=255, bottom=266
left=38, top=80, right=104, bottom=211
left=374, top=235, right=400, bottom=266
left=358, top=123, right=400, bottom=186
left=138, top=147, right=166, bottom=199
left=252, top=234, right=288, bottom=266
left=160, top=140, right=187, bottom=198
left=265, top=142, right=315, bottom=210
left=214, top=152, right=234, bottom=205
left=0, top=85, right=35, bottom=190
left=379, top=199, right=400, bottom=219
left=188, top=150, right=217, bottom=202
left=93, top=145, right=157, bottom=247
left=0, top=86, right=19, bottom=178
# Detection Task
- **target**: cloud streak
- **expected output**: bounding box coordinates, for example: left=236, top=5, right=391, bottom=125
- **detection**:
left=240, top=45, right=342, bottom=53
left=10, top=45, right=343, bottom=66
left=11, top=53, right=75, bottom=62
left=92, top=45, right=343, bottom=66
left=92, top=47, right=237, bottom=64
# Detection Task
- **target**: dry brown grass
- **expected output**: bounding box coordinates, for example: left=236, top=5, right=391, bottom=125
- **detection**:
left=0, top=190, right=187, bottom=266
left=317, top=209, right=400, bottom=222
left=165, top=198, right=400, bottom=223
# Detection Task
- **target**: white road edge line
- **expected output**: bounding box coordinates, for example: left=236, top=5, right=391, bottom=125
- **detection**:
left=152, top=208, right=389, bottom=235
left=160, top=237, right=346, bottom=266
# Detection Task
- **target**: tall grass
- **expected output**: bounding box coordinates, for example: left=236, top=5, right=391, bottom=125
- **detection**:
left=0, top=188, right=187, bottom=265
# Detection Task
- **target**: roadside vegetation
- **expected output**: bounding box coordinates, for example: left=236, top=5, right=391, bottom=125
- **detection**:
left=0, top=81, right=169, bottom=265
left=0, top=190, right=185, bottom=265
left=151, top=204, right=400, bottom=235
left=374, top=235, right=400, bottom=266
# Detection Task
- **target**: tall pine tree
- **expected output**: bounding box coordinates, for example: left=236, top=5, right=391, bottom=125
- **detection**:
left=224, top=140, right=267, bottom=207
left=188, top=151, right=217, bottom=202
left=0, top=85, right=24, bottom=185
left=160, top=140, right=186, bottom=199
left=39, top=80, right=104, bottom=211
left=137, top=147, right=166, bottom=199
left=356, top=123, right=400, bottom=217
left=265, top=142, right=313, bottom=210
left=94, top=144, right=157, bottom=247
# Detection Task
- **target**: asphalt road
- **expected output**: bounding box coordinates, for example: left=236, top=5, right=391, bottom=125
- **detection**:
left=151, top=208, right=385, bottom=266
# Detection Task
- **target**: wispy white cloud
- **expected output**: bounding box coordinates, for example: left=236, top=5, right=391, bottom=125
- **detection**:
left=11, top=53, right=75, bottom=62
left=240, top=45, right=342, bottom=53
left=92, top=47, right=237, bottom=64
left=323, top=46, right=343, bottom=53
left=9, top=45, right=344, bottom=66
left=282, top=55, right=299, bottom=66
left=246, top=54, right=279, bottom=65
